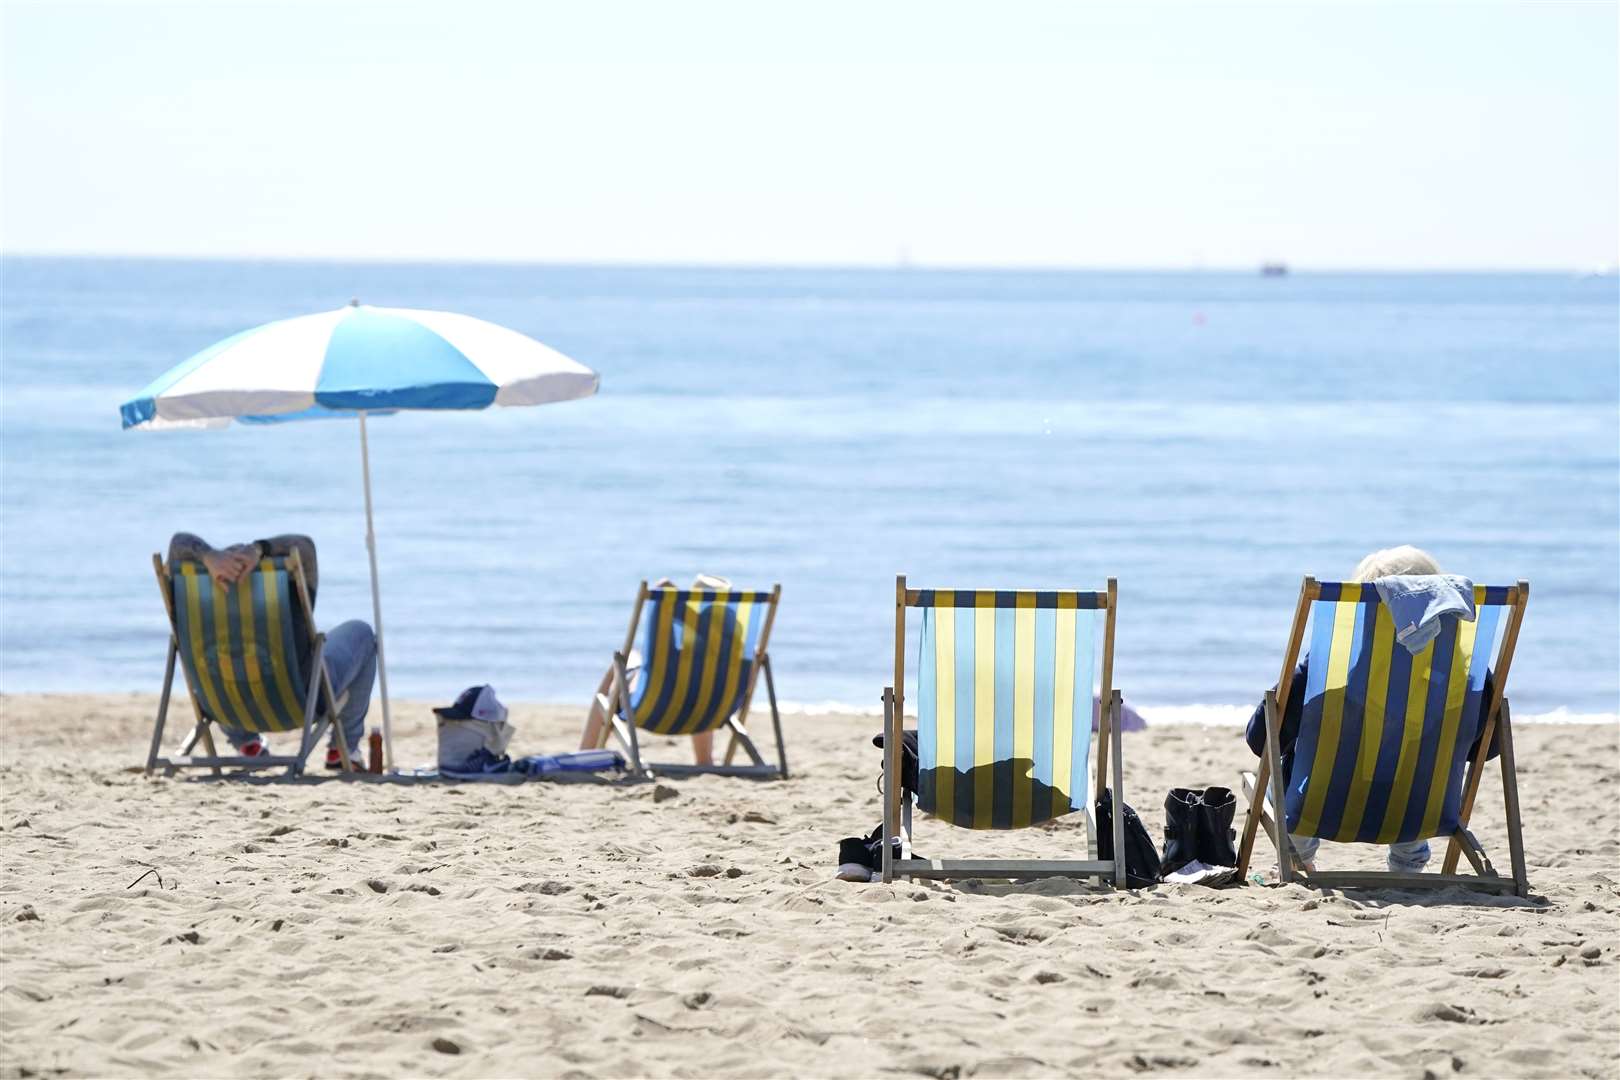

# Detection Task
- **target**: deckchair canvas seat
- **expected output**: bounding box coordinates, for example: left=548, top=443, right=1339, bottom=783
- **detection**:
left=145, top=552, right=353, bottom=777
left=600, top=583, right=786, bottom=779
left=883, top=578, right=1128, bottom=886
left=1237, top=577, right=1530, bottom=896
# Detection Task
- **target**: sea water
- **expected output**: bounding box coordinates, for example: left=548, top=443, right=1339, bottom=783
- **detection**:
left=2, top=258, right=1615, bottom=721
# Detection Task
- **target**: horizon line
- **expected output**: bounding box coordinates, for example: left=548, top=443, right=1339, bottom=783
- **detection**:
left=2, top=251, right=1615, bottom=276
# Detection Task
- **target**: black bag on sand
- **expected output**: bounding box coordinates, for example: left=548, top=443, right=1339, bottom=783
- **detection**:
left=1095, top=789, right=1161, bottom=888
left=1198, top=786, right=1239, bottom=867
left=1162, top=786, right=1239, bottom=872
left=1162, top=787, right=1203, bottom=875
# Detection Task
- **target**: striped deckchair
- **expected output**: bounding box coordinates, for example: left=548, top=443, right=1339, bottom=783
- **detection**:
left=881, top=576, right=1127, bottom=885
left=599, top=582, right=786, bottom=779
left=145, top=551, right=354, bottom=777
left=1235, top=577, right=1531, bottom=895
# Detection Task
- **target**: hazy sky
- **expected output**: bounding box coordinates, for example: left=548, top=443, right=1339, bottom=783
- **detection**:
left=3, top=1, right=1616, bottom=268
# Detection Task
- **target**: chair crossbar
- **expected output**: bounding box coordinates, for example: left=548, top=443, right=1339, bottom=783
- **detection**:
left=905, top=588, right=1107, bottom=610
left=1299, top=870, right=1516, bottom=894
left=892, top=858, right=1117, bottom=881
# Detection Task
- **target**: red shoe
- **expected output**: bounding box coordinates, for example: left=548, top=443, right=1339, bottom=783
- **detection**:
left=241, top=737, right=270, bottom=757
left=325, top=746, right=359, bottom=771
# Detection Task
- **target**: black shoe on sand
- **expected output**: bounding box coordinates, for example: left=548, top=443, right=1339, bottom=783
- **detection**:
left=836, top=836, right=875, bottom=881
left=836, top=825, right=916, bottom=882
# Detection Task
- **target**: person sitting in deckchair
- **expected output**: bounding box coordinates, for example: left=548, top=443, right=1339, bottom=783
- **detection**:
left=167, top=532, right=377, bottom=769
left=577, top=573, right=732, bottom=766
left=1245, top=545, right=1499, bottom=874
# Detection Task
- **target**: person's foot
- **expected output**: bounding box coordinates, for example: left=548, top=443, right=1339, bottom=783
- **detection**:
left=325, top=746, right=360, bottom=771
left=240, top=737, right=270, bottom=758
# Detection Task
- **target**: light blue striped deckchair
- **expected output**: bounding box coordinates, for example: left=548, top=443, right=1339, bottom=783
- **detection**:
left=145, top=551, right=354, bottom=777
left=1235, top=577, right=1531, bottom=895
left=599, top=582, right=786, bottom=779
left=881, top=576, right=1127, bottom=885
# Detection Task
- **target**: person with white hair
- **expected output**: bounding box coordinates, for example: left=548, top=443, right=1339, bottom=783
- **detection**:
left=1244, top=545, right=1501, bottom=874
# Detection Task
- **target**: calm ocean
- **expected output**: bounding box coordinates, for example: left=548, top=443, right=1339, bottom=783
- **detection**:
left=2, top=258, right=1615, bottom=721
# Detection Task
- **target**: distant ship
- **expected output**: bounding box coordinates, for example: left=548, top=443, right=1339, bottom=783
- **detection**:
left=1260, top=262, right=1288, bottom=277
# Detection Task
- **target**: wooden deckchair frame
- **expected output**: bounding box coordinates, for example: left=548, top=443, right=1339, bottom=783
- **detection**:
left=1234, top=576, right=1530, bottom=896
left=881, top=575, right=1127, bottom=887
left=598, top=581, right=787, bottom=780
left=145, top=550, right=356, bottom=778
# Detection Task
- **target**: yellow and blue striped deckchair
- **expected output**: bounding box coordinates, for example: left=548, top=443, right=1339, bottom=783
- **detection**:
left=881, top=576, right=1127, bottom=885
left=601, top=582, right=786, bottom=779
left=1236, top=576, right=1530, bottom=895
left=145, top=551, right=351, bottom=777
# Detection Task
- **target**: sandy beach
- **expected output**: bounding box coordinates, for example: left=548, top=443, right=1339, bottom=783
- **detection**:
left=1, top=694, right=1616, bottom=1078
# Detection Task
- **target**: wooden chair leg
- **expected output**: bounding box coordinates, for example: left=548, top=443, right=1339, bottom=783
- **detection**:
left=1261, top=690, right=1294, bottom=883
left=1495, top=700, right=1530, bottom=897
left=1236, top=756, right=1270, bottom=878
left=1110, top=691, right=1126, bottom=888
left=197, top=724, right=222, bottom=779
left=146, top=641, right=178, bottom=775
left=291, top=645, right=333, bottom=778
left=1452, top=828, right=1491, bottom=876
left=763, top=654, right=788, bottom=779
left=724, top=720, right=767, bottom=767
left=314, top=636, right=357, bottom=773
left=610, top=653, right=647, bottom=776
left=881, top=688, right=898, bottom=884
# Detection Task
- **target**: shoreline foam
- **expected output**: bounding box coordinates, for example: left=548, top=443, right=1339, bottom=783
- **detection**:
left=773, top=700, right=1619, bottom=726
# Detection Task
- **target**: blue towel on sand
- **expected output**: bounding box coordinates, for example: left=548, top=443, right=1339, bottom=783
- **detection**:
left=1374, top=574, right=1475, bottom=654
left=441, top=748, right=625, bottom=778
left=511, top=750, right=625, bottom=775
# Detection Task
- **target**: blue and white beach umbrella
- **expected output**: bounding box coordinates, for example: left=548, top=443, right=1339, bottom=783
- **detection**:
left=121, top=302, right=600, bottom=767
left=121, top=302, right=598, bottom=427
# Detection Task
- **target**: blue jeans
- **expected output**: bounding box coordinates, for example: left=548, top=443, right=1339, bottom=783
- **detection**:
left=1289, top=833, right=1431, bottom=873
left=220, top=620, right=377, bottom=754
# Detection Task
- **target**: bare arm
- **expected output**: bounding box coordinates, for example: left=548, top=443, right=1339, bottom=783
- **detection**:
left=168, top=531, right=219, bottom=568
left=255, top=534, right=318, bottom=598
left=167, top=531, right=258, bottom=589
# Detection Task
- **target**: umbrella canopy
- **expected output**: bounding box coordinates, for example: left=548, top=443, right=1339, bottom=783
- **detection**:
left=121, top=302, right=599, bottom=769
left=121, top=302, right=598, bottom=428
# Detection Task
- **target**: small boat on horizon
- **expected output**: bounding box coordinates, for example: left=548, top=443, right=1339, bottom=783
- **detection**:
left=1260, top=262, right=1288, bottom=277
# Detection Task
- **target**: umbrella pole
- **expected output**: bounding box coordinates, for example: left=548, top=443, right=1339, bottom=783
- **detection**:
left=357, top=410, right=394, bottom=769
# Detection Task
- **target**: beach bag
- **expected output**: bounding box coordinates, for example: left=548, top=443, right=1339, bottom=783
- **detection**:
left=1095, top=788, right=1162, bottom=888
left=1161, top=786, right=1238, bottom=873
left=437, top=717, right=513, bottom=771
left=434, top=685, right=514, bottom=771
left=1159, top=786, right=1240, bottom=886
